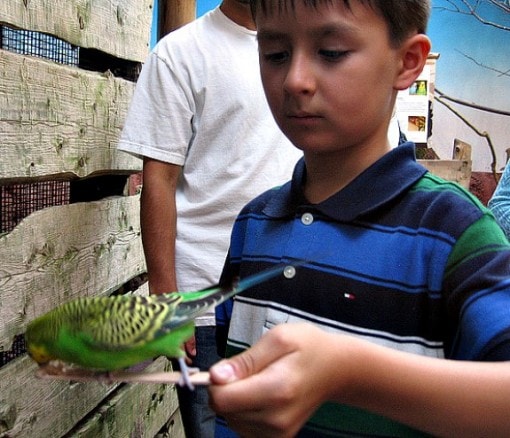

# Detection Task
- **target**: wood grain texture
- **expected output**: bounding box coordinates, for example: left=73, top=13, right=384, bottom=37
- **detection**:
left=0, top=49, right=142, bottom=182
left=0, top=195, right=146, bottom=350
left=419, top=159, right=472, bottom=189
left=0, top=357, right=183, bottom=438
left=0, top=0, right=153, bottom=62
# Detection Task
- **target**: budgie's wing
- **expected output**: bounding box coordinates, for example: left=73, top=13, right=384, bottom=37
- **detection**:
left=73, top=294, right=183, bottom=350
left=76, top=264, right=298, bottom=348
left=165, top=263, right=294, bottom=330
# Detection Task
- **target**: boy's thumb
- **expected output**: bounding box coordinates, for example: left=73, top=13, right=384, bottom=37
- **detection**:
left=210, top=350, right=256, bottom=384
left=210, top=360, right=238, bottom=384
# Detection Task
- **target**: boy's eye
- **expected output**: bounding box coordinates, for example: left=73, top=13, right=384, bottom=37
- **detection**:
left=319, top=49, right=349, bottom=61
left=261, top=48, right=349, bottom=64
left=262, top=51, right=289, bottom=64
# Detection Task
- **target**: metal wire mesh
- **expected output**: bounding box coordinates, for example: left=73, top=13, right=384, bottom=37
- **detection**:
left=0, top=181, right=71, bottom=234
left=0, top=24, right=79, bottom=65
left=0, top=26, right=75, bottom=235
left=0, top=335, right=26, bottom=367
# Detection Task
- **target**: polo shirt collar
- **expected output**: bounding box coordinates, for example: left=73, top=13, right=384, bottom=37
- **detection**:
left=263, top=143, right=427, bottom=221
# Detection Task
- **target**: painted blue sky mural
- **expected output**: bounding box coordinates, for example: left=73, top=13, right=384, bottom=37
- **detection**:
left=198, top=0, right=221, bottom=16
left=430, top=1, right=509, bottom=111
left=428, top=1, right=509, bottom=171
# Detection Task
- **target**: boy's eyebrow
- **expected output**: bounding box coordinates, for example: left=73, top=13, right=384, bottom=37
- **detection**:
left=257, top=29, right=283, bottom=42
left=257, top=23, right=358, bottom=42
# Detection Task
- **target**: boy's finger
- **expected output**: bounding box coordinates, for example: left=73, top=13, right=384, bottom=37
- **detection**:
left=210, top=325, right=296, bottom=384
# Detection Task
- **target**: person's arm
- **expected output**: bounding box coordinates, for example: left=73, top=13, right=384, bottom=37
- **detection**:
left=209, top=323, right=510, bottom=438
left=489, top=163, right=510, bottom=239
left=141, top=157, right=197, bottom=359
left=140, top=157, right=181, bottom=294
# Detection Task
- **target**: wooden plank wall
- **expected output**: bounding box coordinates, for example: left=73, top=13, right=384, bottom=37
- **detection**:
left=0, top=1, right=185, bottom=436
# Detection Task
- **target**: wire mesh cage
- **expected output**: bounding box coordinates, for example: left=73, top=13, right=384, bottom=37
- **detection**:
left=0, top=26, right=76, bottom=235
left=0, top=26, right=77, bottom=364
left=0, top=181, right=71, bottom=234
left=0, top=24, right=79, bottom=65
left=0, top=335, right=27, bottom=367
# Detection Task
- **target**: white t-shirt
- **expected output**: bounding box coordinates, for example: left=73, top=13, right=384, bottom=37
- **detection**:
left=118, top=7, right=301, bottom=325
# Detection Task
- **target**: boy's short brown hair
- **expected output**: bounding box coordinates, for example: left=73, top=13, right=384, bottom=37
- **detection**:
left=250, top=0, right=431, bottom=47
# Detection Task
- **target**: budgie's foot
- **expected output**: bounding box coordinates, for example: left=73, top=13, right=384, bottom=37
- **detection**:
left=36, top=360, right=67, bottom=377
left=177, top=357, right=200, bottom=390
left=49, top=360, right=68, bottom=372
left=96, top=371, right=116, bottom=386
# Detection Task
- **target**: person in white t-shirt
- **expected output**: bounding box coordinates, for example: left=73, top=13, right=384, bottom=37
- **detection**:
left=117, top=1, right=301, bottom=436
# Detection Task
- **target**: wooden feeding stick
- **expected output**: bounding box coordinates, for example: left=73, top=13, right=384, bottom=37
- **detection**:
left=35, top=362, right=211, bottom=386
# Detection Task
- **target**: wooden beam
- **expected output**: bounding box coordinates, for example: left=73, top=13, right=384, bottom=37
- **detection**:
left=67, top=359, right=184, bottom=438
left=0, top=196, right=146, bottom=350
left=0, top=357, right=181, bottom=437
left=0, top=49, right=142, bottom=182
left=418, top=159, right=472, bottom=189
left=0, top=0, right=153, bottom=62
left=160, top=0, right=196, bottom=37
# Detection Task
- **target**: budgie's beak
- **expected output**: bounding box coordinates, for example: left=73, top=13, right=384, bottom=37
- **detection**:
left=27, top=344, right=54, bottom=365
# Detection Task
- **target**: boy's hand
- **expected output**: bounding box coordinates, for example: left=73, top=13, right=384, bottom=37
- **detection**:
left=208, top=324, right=347, bottom=438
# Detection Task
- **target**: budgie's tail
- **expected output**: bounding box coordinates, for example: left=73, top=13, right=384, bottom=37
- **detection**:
left=166, top=262, right=303, bottom=330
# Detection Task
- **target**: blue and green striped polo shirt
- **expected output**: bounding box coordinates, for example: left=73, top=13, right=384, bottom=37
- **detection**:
left=217, top=143, right=510, bottom=437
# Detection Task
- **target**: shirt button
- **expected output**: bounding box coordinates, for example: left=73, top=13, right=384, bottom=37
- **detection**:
left=283, top=265, right=296, bottom=279
left=301, top=212, right=314, bottom=225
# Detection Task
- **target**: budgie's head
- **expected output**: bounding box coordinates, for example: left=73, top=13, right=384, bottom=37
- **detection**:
left=25, top=311, right=60, bottom=365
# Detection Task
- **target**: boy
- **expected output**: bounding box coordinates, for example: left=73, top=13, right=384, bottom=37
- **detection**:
left=210, top=0, right=510, bottom=436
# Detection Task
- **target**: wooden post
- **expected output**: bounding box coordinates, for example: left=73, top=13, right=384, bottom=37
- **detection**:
left=160, top=0, right=197, bottom=37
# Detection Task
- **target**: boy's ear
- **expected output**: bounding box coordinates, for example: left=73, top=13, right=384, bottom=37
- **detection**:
left=394, top=34, right=431, bottom=91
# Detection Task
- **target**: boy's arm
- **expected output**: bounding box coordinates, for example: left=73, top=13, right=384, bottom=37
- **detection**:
left=209, top=323, right=510, bottom=438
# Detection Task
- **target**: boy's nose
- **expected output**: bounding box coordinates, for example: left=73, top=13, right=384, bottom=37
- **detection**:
left=283, top=54, right=316, bottom=95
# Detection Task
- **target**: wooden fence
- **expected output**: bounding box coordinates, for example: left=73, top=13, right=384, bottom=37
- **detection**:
left=0, top=1, right=185, bottom=436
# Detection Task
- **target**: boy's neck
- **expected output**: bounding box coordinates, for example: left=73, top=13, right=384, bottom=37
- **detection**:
left=220, top=0, right=256, bottom=30
left=303, top=142, right=392, bottom=204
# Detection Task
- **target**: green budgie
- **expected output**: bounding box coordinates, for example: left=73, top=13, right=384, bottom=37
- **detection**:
left=25, top=263, right=295, bottom=388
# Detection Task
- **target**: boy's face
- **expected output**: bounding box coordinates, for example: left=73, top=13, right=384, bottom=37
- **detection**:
left=256, top=1, right=404, bottom=155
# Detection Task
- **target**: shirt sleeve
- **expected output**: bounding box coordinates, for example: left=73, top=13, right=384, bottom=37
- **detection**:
left=117, top=50, right=195, bottom=165
left=488, top=163, right=510, bottom=240
left=444, top=213, right=510, bottom=361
